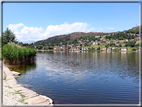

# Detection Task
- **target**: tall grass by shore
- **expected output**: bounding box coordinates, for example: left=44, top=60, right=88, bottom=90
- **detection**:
left=3, top=44, right=36, bottom=64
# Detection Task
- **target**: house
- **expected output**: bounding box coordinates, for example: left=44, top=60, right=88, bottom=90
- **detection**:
left=82, top=42, right=85, bottom=46
left=101, top=41, right=106, bottom=44
left=76, top=46, right=80, bottom=50
left=135, top=37, right=140, bottom=41
left=121, top=47, right=127, bottom=51
left=107, top=48, right=111, bottom=52
left=53, top=46, right=60, bottom=51
left=130, top=39, right=134, bottom=42
left=93, top=40, right=98, bottom=45
left=60, top=42, right=62, bottom=45
left=125, top=39, right=128, bottom=42
left=113, top=40, right=119, bottom=43
left=82, top=47, right=86, bottom=51
left=64, top=45, right=69, bottom=50
left=115, top=44, right=119, bottom=46
left=106, top=41, right=110, bottom=44
left=103, top=47, right=107, bottom=51
left=112, top=47, right=116, bottom=50
left=98, top=41, right=102, bottom=44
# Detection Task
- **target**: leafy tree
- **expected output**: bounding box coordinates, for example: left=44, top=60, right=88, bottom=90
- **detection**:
left=2, top=28, right=16, bottom=45
left=97, top=47, right=100, bottom=50
left=105, top=44, right=109, bottom=48
left=119, top=44, right=122, bottom=47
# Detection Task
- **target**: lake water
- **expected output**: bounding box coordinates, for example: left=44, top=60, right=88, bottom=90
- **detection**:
left=6, top=51, right=140, bottom=104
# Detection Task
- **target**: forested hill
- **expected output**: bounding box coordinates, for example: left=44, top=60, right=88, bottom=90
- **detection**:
left=34, top=26, right=140, bottom=46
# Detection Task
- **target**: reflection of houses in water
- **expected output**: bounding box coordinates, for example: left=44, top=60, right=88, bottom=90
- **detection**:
left=92, top=51, right=98, bottom=67
left=121, top=51, right=127, bottom=65
left=100, top=51, right=106, bottom=63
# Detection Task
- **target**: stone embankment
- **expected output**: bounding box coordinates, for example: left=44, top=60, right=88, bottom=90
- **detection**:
left=2, top=62, right=53, bottom=106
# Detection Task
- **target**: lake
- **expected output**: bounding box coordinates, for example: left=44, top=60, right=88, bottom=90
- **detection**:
left=6, top=51, right=140, bottom=104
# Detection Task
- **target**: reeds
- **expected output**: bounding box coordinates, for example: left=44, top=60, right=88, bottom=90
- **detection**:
left=3, top=44, right=36, bottom=64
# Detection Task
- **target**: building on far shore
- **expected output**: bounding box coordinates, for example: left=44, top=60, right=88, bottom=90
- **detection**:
left=125, top=39, right=128, bottom=42
left=103, top=47, right=107, bottom=51
left=101, top=41, right=106, bottom=44
left=82, top=47, right=86, bottom=51
left=121, top=47, right=127, bottom=51
left=53, top=46, right=60, bottom=51
left=95, top=47, right=97, bottom=50
left=64, top=45, right=69, bottom=50
left=107, top=48, right=111, bottom=52
left=112, top=47, right=116, bottom=50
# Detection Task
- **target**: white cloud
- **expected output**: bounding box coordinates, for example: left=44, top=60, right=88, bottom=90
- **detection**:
left=42, top=22, right=94, bottom=38
left=7, top=22, right=94, bottom=43
left=108, top=27, right=114, bottom=30
left=8, top=23, right=24, bottom=32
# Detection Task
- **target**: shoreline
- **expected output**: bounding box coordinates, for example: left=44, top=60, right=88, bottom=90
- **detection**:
left=2, top=62, right=53, bottom=106
left=36, top=49, right=140, bottom=53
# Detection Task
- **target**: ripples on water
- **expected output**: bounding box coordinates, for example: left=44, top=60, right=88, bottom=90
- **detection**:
left=7, top=51, right=139, bottom=104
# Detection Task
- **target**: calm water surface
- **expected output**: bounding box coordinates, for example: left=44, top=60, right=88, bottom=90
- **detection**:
left=7, top=51, right=140, bottom=104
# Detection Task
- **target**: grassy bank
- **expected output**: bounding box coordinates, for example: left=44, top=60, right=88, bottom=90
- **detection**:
left=3, top=44, right=36, bottom=64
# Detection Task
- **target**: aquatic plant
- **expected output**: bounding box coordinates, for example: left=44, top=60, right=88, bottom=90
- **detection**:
left=3, top=44, right=36, bottom=64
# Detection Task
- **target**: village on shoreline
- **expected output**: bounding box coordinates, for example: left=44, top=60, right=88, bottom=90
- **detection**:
left=36, top=34, right=141, bottom=53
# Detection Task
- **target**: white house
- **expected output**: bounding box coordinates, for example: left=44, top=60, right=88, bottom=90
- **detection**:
left=121, top=47, right=127, bottom=51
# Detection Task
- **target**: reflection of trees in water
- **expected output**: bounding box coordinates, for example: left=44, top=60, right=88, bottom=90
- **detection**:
left=40, top=51, right=139, bottom=83
left=6, top=60, right=36, bottom=74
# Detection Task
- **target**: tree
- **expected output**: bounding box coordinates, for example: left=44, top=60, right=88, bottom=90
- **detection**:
left=2, top=28, right=16, bottom=45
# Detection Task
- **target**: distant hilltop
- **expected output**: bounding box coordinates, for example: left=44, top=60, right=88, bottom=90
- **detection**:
left=34, top=26, right=140, bottom=46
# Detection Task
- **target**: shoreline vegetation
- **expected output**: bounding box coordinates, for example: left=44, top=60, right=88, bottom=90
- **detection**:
left=3, top=43, right=36, bottom=65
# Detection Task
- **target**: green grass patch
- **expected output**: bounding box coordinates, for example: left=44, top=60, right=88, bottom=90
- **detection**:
left=3, top=72, right=6, bottom=80
left=89, top=44, right=106, bottom=49
left=13, top=91, right=28, bottom=104
left=14, top=91, right=25, bottom=98
left=5, top=86, right=12, bottom=89
left=127, top=47, right=137, bottom=51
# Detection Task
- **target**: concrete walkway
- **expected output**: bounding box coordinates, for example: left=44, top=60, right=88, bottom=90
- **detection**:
left=2, top=61, right=53, bottom=106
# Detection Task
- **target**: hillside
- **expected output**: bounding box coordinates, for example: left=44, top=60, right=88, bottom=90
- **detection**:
left=34, top=26, right=140, bottom=46
left=34, top=32, right=108, bottom=46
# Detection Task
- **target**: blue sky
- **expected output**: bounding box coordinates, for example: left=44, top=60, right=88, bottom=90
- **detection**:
left=3, top=3, right=139, bottom=43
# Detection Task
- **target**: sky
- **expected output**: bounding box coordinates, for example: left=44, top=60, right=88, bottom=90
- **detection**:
left=3, top=2, right=140, bottom=43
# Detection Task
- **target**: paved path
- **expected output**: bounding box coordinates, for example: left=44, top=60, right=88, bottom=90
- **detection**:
left=2, top=61, right=53, bottom=106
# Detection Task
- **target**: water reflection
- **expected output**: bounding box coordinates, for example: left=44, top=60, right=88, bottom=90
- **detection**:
left=6, top=60, right=36, bottom=74
left=40, top=51, right=139, bottom=83
left=9, top=51, right=139, bottom=104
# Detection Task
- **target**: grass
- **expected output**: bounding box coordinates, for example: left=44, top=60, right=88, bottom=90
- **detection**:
left=15, top=91, right=25, bottom=98
left=5, top=86, right=12, bottom=89
left=89, top=44, right=106, bottom=49
left=3, top=44, right=36, bottom=64
left=127, top=47, right=137, bottom=51
left=3, top=72, right=6, bottom=80
left=100, top=36, right=106, bottom=41
left=11, top=91, right=28, bottom=104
